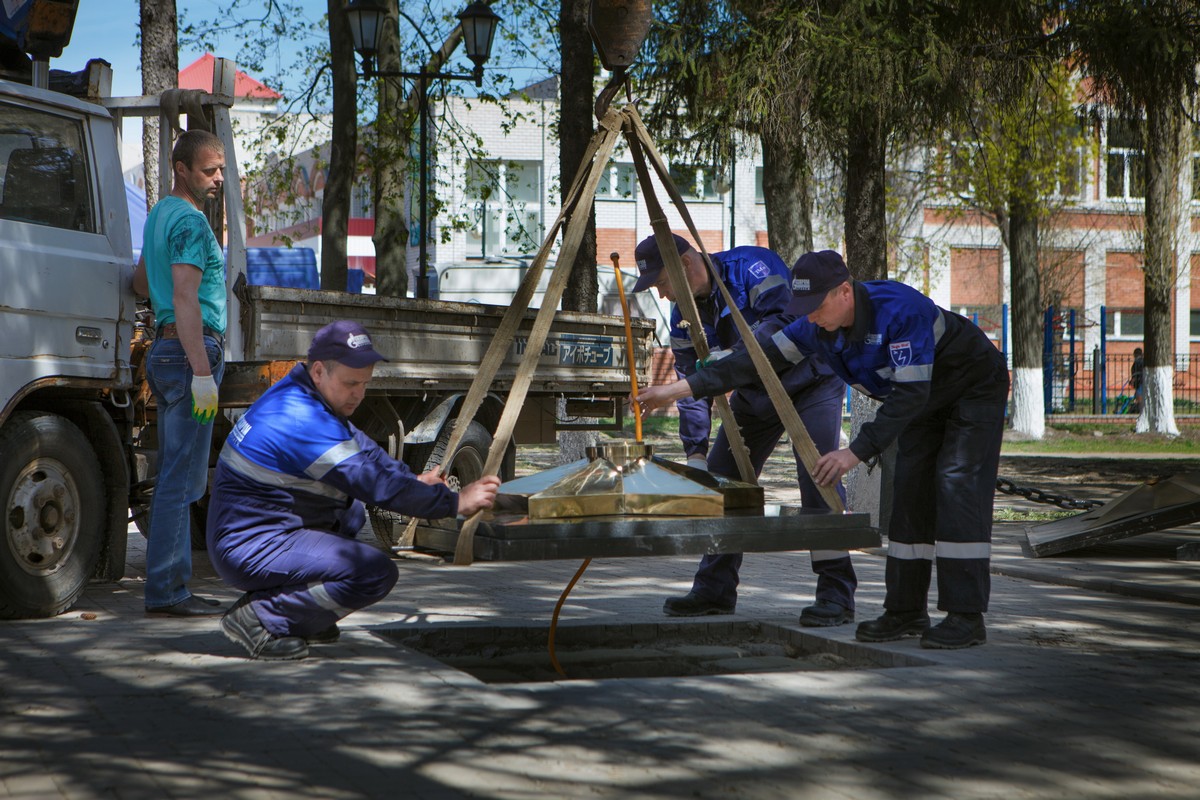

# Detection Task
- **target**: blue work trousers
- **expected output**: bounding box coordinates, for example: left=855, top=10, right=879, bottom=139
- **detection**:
left=143, top=335, right=224, bottom=608
left=691, top=377, right=857, bottom=610
left=885, top=368, right=1008, bottom=614
left=211, top=526, right=399, bottom=637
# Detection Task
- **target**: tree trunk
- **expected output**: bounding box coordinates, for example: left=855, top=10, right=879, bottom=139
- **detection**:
left=557, top=0, right=599, bottom=461
left=557, top=0, right=597, bottom=315
left=320, top=0, right=355, bottom=292
left=139, top=0, right=177, bottom=208
left=844, top=104, right=888, bottom=281
left=1008, top=195, right=1043, bottom=438
left=372, top=0, right=414, bottom=298
left=760, top=119, right=813, bottom=264
left=1138, top=102, right=1183, bottom=435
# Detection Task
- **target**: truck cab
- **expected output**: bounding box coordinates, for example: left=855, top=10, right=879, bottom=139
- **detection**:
left=0, top=74, right=137, bottom=617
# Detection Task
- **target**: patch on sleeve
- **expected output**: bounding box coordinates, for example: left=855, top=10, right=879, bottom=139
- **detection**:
left=748, top=260, right=770, bottom=279
left=888, top=341, right=913, bottom=367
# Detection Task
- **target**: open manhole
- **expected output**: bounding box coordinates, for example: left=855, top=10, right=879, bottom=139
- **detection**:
left=376, top=620, right=933, bottom=684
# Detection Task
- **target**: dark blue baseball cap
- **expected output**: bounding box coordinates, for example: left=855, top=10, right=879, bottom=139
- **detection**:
left=632, top=233, right=692, bottom=292
left=308, top=320, right=388, bottom=368
left=786, top=250, right=851, bottom=316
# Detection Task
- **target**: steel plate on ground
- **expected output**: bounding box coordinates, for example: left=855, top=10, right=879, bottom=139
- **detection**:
left=409, top=505, right=879, bottom=561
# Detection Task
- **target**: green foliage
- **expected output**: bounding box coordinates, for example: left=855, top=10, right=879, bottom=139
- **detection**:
left=1067, top=0, right=1200, bottom=116
left=929, top=62, right=1094, bottom=221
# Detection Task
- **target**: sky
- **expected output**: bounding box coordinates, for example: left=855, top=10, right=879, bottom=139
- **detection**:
left=53, top=0, right=550, bottom=169
left=55, top=0, right=332, bottom=166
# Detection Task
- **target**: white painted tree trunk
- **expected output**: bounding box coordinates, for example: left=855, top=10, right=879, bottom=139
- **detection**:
left=844, top=393, right=893, bottom=537
left=1136, top=366, right=1179, bottom=436
left=557, top=398, right=597, bottom=464
left=1009, top=367, right=1044, bottom=439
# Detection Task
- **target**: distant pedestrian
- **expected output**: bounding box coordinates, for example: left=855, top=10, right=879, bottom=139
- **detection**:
left=1130, top=348, right=1144, bottom=414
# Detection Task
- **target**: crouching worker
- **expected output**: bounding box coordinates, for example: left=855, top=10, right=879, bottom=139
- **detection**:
left=208, top=320, right=500, bottom=660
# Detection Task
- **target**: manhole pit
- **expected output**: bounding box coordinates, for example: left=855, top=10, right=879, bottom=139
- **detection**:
left=375, top=620, right=934, bottom=684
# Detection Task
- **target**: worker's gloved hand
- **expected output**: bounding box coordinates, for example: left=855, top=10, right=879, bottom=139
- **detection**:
left=686, top=456, right=709, bottom=471
left=694, top=349, right=732, bottom=372
left=458, top=475, right=502, bottom=517
left=190, top=374, right=219, bottom=424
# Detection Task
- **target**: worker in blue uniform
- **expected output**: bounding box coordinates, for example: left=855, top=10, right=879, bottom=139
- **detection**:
left=645, top=250, right=1009, bottom=649
left=207, top=320, right=500, bottom=660
left=632, top=234, right=857, bottom=627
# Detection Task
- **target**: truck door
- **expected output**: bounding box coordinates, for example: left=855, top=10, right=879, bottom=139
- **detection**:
left=0, top=90, right=130, bottom=414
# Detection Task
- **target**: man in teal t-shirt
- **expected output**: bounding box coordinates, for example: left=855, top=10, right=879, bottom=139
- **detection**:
left=132, top=129, right=228, bottom=617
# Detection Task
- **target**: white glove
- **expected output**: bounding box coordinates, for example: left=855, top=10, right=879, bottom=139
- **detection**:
left=686, top=456, right=709, bottom=471
left=191, top=374, right=219, bottom=424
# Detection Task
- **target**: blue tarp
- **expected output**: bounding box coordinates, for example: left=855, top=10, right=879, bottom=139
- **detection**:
left=126, top=181, right=146, bottom=255
left=245, top=246, right=320, bottom=289
left=128, top=185, right=363, bottom=293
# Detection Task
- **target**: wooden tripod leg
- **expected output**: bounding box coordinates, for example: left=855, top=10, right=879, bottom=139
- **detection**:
left=627, top=108, right=844, bottom=512
left=396, top=114, right=626, bottom=550
left=452, top=110, right=626, bottom=565
left=624, top=125, right=758, bottom=485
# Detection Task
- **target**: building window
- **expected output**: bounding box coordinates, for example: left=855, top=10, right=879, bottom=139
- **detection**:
left=598, top=161, right=635, bottom=200
left=1190, top=309, right=1200, bottom=338
left=668, top=163, right=720, bottom=202
left=754, top=167, right=764, bottom=204
left=465, top=159, right=544, bottom=257
left=1054, top=145, right=1086, bottom=201
left=1105, top=307, right=1144, bottom=338
left=1105, top=118, right=1144, bottom=201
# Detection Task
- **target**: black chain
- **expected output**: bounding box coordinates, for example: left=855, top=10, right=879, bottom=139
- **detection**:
left=995, top=477, right=1105, bottom=511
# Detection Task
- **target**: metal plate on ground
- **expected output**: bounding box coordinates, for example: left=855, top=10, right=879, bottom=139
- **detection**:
left=1024, top=472, right=1200, bottom=557
left=410, top=505, right=879, bottom=561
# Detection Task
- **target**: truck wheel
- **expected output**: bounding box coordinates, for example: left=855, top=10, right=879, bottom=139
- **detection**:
left=369, top=420, right=506, bottom=549
left=0, top=412, right=105, bottom=619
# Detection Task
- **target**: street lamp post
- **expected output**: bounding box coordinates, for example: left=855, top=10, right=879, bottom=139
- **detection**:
left=345, top=0, right=501, bottom=299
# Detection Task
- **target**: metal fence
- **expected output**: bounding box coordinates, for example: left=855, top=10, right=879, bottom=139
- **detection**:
left=1043, top=349, right=1200, bottom=415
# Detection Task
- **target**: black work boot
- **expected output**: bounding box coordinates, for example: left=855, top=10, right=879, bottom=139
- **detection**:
left=855, top=610, right=931, bottom=642
left=221, top=594, right=309, bottom=660
left=305, top=624, right=341, bottom=644
left=799, top=599, right=854, bottom=627
left=662, top=592, right=735, bottom=617
left=920, top=613, right=986, bottom=649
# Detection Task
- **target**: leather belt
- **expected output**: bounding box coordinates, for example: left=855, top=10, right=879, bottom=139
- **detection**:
left=157, top=322, right=224, bottom=346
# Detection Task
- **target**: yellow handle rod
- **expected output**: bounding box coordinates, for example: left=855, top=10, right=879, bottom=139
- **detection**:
left=609, top=251, right=642, bottom=441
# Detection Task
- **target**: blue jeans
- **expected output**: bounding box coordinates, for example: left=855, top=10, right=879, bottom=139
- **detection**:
left=144, top=335, right=224, bottom=608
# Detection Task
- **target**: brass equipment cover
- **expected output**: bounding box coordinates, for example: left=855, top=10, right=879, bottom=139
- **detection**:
left=497, top=441, right=724, bottom=520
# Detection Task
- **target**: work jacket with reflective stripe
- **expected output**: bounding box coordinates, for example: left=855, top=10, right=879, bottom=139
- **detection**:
left=689, top=280, right=1002, bottom=463
left=208, top=363, right=456, bottom=561
left=668, top=246, right=837, bottom=458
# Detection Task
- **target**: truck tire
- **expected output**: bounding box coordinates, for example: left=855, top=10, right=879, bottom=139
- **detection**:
left=369, top=420, right=506, bottom=549
left=0, top=412, right=106, bottom=619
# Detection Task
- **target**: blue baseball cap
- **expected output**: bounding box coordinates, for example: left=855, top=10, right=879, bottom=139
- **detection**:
left=786, top=250, right=851, bottom=316
left=632, top=233, right=692, bottom=292
left=307, top=320, right=388, bottom=368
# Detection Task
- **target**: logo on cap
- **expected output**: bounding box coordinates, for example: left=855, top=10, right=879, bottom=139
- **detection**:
left=637, top=259, right=650, bottom=274
left=346, top=333, right=372, bottom=350
left=792, top=278, right=812, bottom=292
